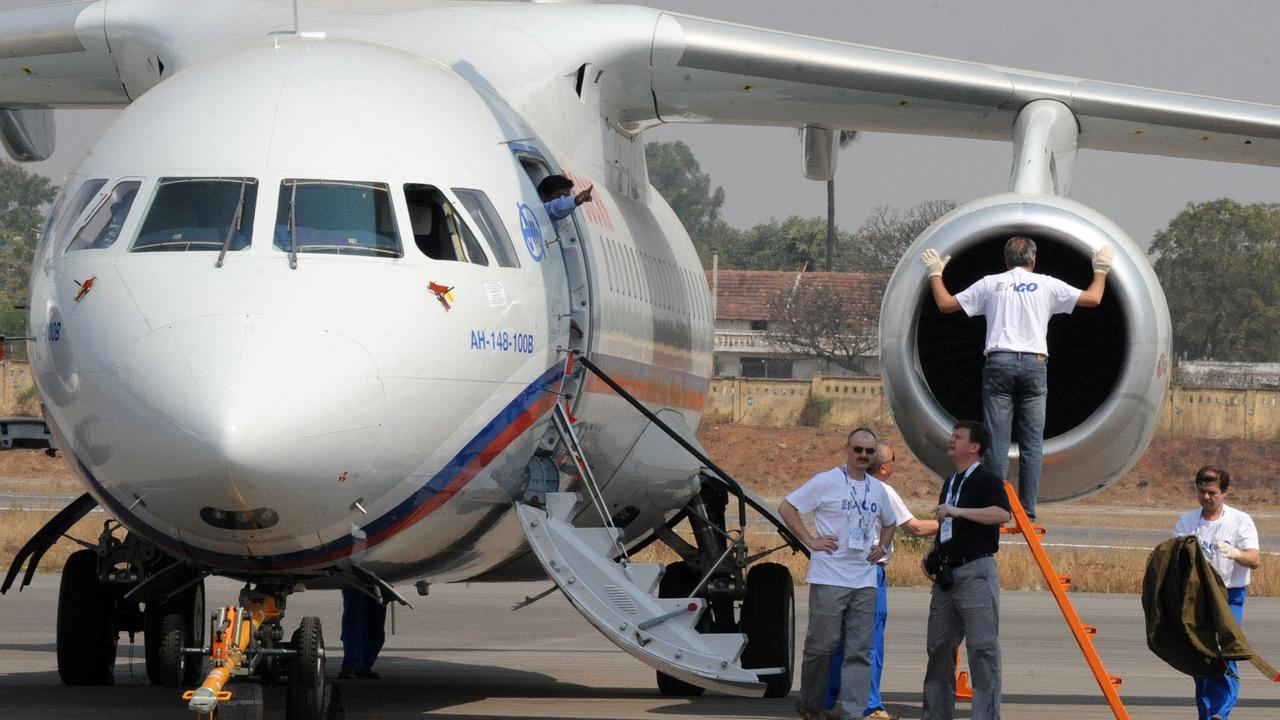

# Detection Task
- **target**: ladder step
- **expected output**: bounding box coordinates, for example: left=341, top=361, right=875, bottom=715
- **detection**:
left=623, top=562, right=663, bottom=596
left=1057, top=576, right=1072, bottom=589
left=1107, top=674, right=1123, bottom=687
left=1081, top=624, right=1097, bottom=636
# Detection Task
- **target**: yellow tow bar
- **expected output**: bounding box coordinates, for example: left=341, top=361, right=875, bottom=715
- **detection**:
left=181, top=595, right=281, bottom=716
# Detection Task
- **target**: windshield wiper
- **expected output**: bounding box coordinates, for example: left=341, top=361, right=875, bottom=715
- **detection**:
left=215, top=179, right=250, bottom=268
left=288, top=179, right=299, bottom=270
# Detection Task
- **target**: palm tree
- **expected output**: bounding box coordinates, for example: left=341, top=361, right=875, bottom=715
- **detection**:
left=798, top=128, right=859, bottom=270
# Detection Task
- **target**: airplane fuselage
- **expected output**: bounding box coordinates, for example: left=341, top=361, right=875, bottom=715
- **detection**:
left=29, top=5, right=713, bottom=585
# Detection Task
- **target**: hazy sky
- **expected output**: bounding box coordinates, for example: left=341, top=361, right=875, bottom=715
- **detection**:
left=7, top=0, right=1280, bottom=247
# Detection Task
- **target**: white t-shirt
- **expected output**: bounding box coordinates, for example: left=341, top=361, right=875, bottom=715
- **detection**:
left=876, top=482, right=914, bottom=565
left=786, top=466, right=898, bottom=589
left=955, top=266, right=1081, bottom=355
left=1173, top=505, right=1260, bottom=589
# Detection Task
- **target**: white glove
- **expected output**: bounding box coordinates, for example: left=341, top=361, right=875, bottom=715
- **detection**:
left=922, top=249, right=951, bottom=278
left=1092, top=245, right=1116, bottom=274
left=1215, top=540, right=1244, bottom=559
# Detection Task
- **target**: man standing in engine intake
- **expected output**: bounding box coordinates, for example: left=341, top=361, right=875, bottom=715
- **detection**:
left=921, top=236, right=1114, bottom=519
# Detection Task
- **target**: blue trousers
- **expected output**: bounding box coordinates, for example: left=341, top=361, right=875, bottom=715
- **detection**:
left=824, top=564, right=888, bottom=714
left=981, top=352, right=1048, bottom=518
left=1196, top=587, right=1246, bottom=720
left=340, top=588, right=388, bottom=673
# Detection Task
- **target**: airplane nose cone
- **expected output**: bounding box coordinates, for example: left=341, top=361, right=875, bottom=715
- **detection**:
left=111, top=314, right=384, bottom=538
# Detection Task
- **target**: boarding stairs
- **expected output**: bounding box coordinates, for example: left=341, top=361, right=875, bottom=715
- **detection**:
left=513, top=399, right=768, bottom=695
left=955, top=483, right=1130, bottom=719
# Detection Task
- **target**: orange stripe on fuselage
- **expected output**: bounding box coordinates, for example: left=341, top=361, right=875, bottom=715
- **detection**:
left=583, top=366, right=706, bottom=412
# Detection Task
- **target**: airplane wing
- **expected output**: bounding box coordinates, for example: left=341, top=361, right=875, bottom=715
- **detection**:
left=3, top=2, right=1280, bottom=168
left=615, top=11, right=1280, bottom=167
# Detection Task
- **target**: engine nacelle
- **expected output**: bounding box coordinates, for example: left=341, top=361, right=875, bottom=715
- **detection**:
left=880, top=192, right=1171, bottom=503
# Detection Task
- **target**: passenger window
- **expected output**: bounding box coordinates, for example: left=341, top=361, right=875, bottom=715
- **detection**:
left=404, top=184, right=488, bottom=265
left=452, top=188, right=519, bottom=268
left=134, top=178, right=258, bottom=252
left=65, top=180, right=141, bottom=252
left=275, top=180, right=401, bottom=258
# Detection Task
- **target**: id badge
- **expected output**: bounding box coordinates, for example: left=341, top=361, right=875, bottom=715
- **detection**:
left=939, top=517, right=954, bottom=544
left=847, top=526, right=869, bottom=552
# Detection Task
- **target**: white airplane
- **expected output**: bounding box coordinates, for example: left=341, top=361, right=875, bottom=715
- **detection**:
left=3, top=1, right=1280, bottom=717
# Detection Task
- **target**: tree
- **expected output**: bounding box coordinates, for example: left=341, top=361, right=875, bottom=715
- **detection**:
left=763, top=277, right=879, bottom=374
left=1149, top=198, right=1280, bottom=361
left=0, top=159, right=56, bottom=338
left=644, top=141, right=725, bottom=263
left=853, top=199, right=957, bottom=271
left=796, top=129, right=858, bottom=271
left=719, top=215, right=857, bottom=271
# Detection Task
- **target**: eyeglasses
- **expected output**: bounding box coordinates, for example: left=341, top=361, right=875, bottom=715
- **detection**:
left=849, top=445, right=876, bottom=455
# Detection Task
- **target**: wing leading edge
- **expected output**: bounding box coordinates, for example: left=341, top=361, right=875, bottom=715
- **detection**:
left=640, top=12, right=1280, bottom=167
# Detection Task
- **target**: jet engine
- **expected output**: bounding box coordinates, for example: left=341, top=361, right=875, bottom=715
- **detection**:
left=880, top=192, right=1171, bottom=503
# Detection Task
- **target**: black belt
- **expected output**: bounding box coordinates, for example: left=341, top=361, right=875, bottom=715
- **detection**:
left=945, top=552, right=993, bottom=568
left=987, top=351, right=1047, bottom=361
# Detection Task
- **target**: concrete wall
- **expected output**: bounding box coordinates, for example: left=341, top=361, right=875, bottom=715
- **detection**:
left=707, top=376, right=1280, bottom=439
left=5, top=357, right=1275, bottom=439
left=0, top=361, right=38, bottom=416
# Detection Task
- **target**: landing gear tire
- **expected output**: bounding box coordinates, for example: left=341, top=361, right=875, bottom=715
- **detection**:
left=739, top=562, right=794, bottom=698
left=145, top=580, right=206, bottom=687
left=287, top=616, right=326, bottom=720
left=654, top=561, right=707, bottom=697
left=216, top=681, right=264, bottom=720
left=56, top=549, right=117, bottom=685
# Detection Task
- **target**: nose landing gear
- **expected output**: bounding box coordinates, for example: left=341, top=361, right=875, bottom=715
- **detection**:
left=181, top=587, right=342, bottom=720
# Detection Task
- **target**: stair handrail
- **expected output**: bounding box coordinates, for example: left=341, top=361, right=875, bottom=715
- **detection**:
left=570, top=351, right=808, bottom=557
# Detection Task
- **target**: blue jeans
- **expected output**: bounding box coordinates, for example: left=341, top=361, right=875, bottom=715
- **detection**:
left=340, top=588, right=387, bottom=672
left=824, top=565, right=888, bottom=714
left=981, top=352, right=1047, bottom=517
left=1196, top=587, right=1246, bottom=719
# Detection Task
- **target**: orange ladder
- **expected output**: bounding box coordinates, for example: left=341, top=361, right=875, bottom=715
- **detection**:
left=954, top=482, right=1130, bottom=720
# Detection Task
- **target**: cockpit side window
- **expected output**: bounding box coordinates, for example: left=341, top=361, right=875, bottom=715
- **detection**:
left=452, top=188, right=520, bottom=268
left=65, top=180, right=141, bottom=253
left=274, top=180, right=402, bottom=258
left=133, top=178, right=258, bottom=253
left=403, top=184, right=488, bottom=266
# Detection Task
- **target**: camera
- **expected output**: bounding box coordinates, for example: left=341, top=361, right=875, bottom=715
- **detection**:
left=925, top=550, right=953, bottom=592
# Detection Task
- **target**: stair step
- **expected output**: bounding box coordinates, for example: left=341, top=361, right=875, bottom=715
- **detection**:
left=515, top=497, right=764, bottom=696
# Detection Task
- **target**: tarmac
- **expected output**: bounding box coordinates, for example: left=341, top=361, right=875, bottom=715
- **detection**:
left=3, top=574, right=1280, bottom=719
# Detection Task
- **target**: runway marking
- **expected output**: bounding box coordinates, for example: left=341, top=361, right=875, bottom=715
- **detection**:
left=1002, top=539, right=1280, bottom=556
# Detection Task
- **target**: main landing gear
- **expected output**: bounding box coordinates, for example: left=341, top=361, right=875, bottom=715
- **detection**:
left=651, top=481, right=796, bottom=698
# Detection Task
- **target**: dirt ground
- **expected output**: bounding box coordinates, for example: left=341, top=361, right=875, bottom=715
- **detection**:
left=694, top=423, right=1280, bottom=509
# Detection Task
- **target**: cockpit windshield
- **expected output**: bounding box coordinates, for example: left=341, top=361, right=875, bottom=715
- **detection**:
left=274, top=180, right=402, bottom=258
left=133, top=178, right=258, bottom=253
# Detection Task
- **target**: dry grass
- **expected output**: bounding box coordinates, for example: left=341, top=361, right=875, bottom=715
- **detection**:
left=0, top=509, right=110, bottom=579
left=635, top=529, right=1280, bottom=597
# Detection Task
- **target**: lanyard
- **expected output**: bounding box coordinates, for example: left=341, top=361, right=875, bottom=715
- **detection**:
left=944, top=466, right=974, bottom=506
left=842, top=465, right=871, bottom=525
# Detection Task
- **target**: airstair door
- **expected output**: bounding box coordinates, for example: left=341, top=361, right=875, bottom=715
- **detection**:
left=514, top=492, right=766, bottom=696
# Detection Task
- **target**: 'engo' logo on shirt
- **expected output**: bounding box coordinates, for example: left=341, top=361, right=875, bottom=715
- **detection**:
left=996, top=281, right=1038, bottom=293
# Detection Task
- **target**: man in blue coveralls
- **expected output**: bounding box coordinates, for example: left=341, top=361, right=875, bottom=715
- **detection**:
left=339, top=587, right=388, bottom=680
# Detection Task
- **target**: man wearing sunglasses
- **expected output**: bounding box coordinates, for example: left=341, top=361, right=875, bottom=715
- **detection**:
left=824, top=442, right=940, bottom=720
left=780, top=428, right=899, bottom=720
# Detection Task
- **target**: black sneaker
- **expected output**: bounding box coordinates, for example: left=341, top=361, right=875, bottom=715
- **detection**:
left=337, top=669, right=356, bottom=680
left=354, top=669, right=381, bottom=680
